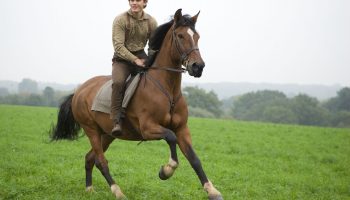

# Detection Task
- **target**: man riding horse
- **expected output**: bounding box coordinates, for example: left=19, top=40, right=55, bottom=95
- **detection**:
left=50, top=3, right=223, bottom=199
left=111, top=0, right=157, bottom=136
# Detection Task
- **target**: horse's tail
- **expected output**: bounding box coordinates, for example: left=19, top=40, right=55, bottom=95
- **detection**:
left=50, top=94, right=81, bottom=141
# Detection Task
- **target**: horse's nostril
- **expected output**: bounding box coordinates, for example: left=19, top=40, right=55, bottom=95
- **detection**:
left=192, top=63, right=205, bottom=70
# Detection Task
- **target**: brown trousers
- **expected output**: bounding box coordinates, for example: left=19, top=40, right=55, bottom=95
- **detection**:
left=111, top=50, right=147, bottom=122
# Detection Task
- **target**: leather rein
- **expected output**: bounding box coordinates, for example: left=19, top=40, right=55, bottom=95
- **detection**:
left=143, top=27, right=199, bottom=114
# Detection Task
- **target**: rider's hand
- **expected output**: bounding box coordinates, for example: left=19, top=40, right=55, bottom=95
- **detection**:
left=134, top=58, right=145, bottom=67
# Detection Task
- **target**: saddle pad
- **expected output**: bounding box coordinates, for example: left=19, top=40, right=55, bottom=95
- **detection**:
left=91, top=74, right=141, bottom=114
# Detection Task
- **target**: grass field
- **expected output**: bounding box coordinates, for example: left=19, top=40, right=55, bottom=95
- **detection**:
left=0, top=104, right=349, bottom=200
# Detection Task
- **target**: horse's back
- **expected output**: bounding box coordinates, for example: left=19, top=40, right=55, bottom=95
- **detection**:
left=74, top=75, right=111, bottom=101
left=72, top=75, right=111, bottom=124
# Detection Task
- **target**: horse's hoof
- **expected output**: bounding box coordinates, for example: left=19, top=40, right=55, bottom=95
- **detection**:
left=111, top=184, right=127, bottom=200
left=116, top=195, right=128, bottom=200
left=86, top=186, right=95, bottom=192
left=158, top=165, right=169, bottom=180
left=208, top=195, right=224, bottom=200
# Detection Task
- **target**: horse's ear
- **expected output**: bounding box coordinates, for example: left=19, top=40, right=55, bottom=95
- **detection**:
left=174, top=8, right=183, bottom=24
left=191, top=11, right=200, bottom=24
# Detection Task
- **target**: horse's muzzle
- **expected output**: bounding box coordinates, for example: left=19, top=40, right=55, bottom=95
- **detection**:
left=186, top=62, right=205, bottom=78
left=189, top=62, right=205, bottom=78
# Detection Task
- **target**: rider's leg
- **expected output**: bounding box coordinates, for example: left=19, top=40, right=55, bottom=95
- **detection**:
left=111, top=61, right=131, bottom=136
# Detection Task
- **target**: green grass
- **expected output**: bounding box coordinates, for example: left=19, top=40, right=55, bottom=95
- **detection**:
left=0, top=104, right=349, bottom=200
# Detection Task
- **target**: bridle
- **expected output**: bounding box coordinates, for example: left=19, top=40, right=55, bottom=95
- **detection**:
left=148, top=26, right=200, bottom=74
left=144, top=26, right=200, bottom=115
left=172, top=28, right=199, bottom=67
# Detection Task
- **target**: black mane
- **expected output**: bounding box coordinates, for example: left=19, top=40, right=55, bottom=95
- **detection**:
left=148, top=15, right=196, bottom=51
left=148, top=20, right=173, bottom=52
left=146, top=15, right=196, bottom=67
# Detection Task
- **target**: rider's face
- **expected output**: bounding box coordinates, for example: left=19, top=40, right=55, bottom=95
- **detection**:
left=129, top=0, right=146, bottom=14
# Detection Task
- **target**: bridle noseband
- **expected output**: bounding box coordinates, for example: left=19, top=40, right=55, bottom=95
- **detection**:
left=172, top=28, right=199, bottom=66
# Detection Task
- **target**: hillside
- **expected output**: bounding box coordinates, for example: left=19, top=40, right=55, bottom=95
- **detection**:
left=183, top=82, right=343, bottom=100
left=1, top=80, right=345, bottom=100
left=0, top=80, right=77, bottom=93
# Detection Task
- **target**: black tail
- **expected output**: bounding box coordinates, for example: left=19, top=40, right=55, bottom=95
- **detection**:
left=50, top=94, right=81, bottom=141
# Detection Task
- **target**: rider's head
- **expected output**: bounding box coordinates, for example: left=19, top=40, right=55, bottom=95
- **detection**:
left=128, top=0, right=148, bottom=10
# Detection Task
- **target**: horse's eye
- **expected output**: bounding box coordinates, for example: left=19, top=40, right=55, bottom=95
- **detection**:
left=178, top=34, right=184, bottom=39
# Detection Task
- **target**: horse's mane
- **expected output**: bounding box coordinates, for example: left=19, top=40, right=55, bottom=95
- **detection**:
left=149, top=15, right=196, bottom=51
left=146, top=15, right=196, bottom=67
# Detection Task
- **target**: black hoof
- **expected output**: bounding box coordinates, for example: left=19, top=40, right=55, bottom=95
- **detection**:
left=158, top=165, right=169, bottom=180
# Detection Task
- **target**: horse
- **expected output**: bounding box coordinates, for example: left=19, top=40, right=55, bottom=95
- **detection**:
left=50, top=9, right=223, bottom=200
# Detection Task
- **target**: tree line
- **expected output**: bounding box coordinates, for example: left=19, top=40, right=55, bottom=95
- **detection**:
left=1, top=79, right=349, bottom=128
left=184, top=86, right=350, bottom=128
left=0, top=79, right=71, bottom=107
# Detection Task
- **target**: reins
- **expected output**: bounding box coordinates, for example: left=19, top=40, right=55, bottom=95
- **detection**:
left=141, top=24, right=199, bottom=116
left=148, top=66, right=186, bottom=73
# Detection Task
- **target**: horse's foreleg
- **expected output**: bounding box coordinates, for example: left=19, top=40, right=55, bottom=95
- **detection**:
left=158, top=128, right=179, bottom=180
left=177, top=127, right=223, bottom=200
left=141, top=126, right=179, bottom=180
left=84, top=126, right=126, bottom=199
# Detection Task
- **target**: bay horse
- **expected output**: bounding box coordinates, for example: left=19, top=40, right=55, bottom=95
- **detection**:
left=50, top=9, right=223, bottom=200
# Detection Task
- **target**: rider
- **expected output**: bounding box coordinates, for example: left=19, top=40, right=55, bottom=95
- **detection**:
left=111, top=0, right=157, bottom=136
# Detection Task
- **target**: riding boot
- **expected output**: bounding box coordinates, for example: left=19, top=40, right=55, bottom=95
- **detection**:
left=111, top=82, right=125, bottom=137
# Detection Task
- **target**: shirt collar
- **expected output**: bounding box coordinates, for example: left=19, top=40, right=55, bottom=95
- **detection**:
left=127, top=9, right=149, bottom=20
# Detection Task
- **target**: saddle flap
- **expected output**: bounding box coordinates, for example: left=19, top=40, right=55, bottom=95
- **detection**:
left=91, top=74, right=141, bottom=114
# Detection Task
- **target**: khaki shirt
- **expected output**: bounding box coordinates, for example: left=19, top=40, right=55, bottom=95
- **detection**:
left=112, top=10, right=158, bottom=62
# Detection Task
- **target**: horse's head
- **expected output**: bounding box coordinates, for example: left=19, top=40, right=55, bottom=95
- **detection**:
left=173, top=9, right=205, bottom=78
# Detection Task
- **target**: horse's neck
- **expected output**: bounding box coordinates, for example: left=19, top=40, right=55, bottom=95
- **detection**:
left=151, top=32, right=183, bottom=94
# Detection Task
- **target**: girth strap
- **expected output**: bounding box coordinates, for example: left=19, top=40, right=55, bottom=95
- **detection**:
left=143, top=72, right=182, bottom=114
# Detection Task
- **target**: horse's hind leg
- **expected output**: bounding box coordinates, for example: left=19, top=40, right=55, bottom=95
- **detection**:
left=177, top=127, right=223, bottom=200
left=85, top=149, right=95, bottom=191
left=83, top=125, right=126, bottom=199
left=85, top=134, right=115, bottom=192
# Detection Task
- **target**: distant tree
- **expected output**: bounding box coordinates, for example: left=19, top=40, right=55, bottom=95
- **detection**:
left=221, top=96, right=238, bottom=118
left=325, top=87, right=350, bottom=112
left=188, top=106, right=215, bottom=118
left=323, top=87, right=350, bottom=127
left=232, top=90, right=290, bottom=121
left=18, top=78, right=38, bottom=94
left=0, top=87, right=9, bottom=96
left=330, top=111, right=350, bottom=127
left=262, top=106, right=298, bottom=124
left=291, top=94, right=329, bottom=126
left=183, top=86, right=222, bottom=117
left=24, top=94, right=44, bottom=106
left=43, top=86, right=55, bottom=106
left=0, top=94, right=23, bottom=105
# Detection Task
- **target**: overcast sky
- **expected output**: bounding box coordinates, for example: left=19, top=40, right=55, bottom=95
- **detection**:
left=1, top=0, right=349, bottom=86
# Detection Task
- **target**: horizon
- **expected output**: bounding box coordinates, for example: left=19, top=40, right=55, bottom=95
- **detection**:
left=0, top=78, right=347, bottom=87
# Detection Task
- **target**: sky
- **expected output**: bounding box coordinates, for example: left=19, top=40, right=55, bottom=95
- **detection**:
left=1, top=0, right=349, bottom=86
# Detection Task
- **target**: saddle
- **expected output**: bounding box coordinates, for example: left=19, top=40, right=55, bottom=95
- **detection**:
left=91, top=74, right=141, bottom=114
